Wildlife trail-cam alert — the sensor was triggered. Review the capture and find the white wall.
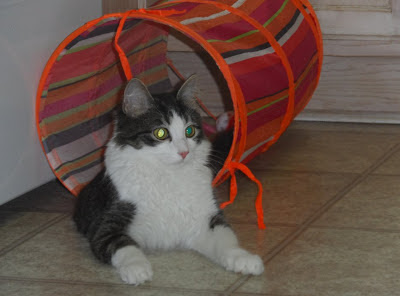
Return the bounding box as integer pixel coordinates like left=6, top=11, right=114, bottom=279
left=0, top=0, right=101, bottom=204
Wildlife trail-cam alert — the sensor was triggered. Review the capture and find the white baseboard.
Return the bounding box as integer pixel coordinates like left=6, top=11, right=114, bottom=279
left=296, top=109, right=400, bottom=124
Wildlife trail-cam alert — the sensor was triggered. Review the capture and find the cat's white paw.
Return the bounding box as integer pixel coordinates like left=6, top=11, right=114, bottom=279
left=222, top=248, right=264, bottom=275
left=117, top=258, right=153, bottom=285
left=112, top=246, right=153, bottom=285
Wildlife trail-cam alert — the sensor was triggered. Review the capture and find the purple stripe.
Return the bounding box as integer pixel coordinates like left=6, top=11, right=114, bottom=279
left=237, top=57, right=289, bottom=103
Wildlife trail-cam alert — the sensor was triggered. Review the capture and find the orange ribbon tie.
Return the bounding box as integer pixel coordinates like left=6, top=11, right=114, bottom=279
left=220, top=162, right=266, bottom=229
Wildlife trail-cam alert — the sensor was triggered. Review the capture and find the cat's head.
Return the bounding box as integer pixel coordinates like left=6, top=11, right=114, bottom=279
left=113, top=76, right=208, bottom=165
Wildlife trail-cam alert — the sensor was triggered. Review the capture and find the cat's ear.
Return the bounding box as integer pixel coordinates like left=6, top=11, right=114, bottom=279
left=122, top=78, right=153, bottom=117
left=177, top=75, right=198, bottom=109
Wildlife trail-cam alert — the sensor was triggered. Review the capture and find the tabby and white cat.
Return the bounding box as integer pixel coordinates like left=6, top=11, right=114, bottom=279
left=73, top=76, right=264, bottom=285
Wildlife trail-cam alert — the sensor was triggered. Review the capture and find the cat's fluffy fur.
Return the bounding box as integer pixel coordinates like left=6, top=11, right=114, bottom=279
left=73, top=76, right=264, bottom=285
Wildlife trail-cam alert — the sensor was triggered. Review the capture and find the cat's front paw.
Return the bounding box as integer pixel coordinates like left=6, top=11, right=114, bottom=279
left=117, top=258, right=153, bottom=285
left=112, top=246, right=153, bottom=285
left=222, top=248, right=264, bottom=275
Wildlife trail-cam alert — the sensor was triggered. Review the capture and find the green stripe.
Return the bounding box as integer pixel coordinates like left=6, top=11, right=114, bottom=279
left=41, top=103, right=115, bottom=141
left=136, top=63, right=166, bottom=79
left=207, top=0, right=289, bottom=43
left=247, top=96, right=288, bottom=116
left=55, top=148, right=102, bottom=174
left=49, top=71, right=98, bottom=89
left=247, top=53, right=317, bottom=116
left=40, top=86, right=123, bottom=127
left=48, top=35, right=166, bottom=90
left=56, top=38, right=111, bottom=60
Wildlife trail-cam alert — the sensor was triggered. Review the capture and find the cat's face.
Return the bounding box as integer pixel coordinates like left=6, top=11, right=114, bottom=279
left=114, top=76, right=208, bottom=165
left=137, top=111, right=204, bottom=165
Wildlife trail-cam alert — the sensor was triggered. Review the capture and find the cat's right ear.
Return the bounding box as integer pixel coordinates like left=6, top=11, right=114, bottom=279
left=122, top=78, right=153, bottom=117
left=176, top=75, right=198, bottom=110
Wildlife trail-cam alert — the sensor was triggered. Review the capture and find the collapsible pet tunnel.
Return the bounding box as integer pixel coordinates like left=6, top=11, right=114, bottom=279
left=36, top=0, right=323, bottom=229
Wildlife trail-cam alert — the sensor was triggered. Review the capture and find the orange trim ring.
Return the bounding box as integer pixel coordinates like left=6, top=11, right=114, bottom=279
left=298, top=0, right=324, bottom=71
left=114, top=12, right=134, bottom=81
left=292, top=0, right=323, bottom=88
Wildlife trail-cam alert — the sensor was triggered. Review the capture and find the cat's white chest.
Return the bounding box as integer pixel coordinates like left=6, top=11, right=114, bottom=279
left=106, top=143, right=218, bottom=251
left=131, top=165, right=214, bottom=249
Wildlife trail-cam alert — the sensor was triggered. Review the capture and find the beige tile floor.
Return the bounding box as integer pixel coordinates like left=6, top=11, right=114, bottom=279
left=1, top=121, right=400, bottom=296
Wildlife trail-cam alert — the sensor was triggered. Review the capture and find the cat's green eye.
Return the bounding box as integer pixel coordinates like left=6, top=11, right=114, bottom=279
left=185, top=126, right=196, bottom=138
left=153, top=128, right=169, bottom=140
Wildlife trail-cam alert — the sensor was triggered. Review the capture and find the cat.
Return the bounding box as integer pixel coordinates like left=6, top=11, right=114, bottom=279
left=73, top=76, right=264, bottom=285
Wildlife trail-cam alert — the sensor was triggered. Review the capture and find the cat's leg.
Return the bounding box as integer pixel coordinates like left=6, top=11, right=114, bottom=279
left=89, top=202, right=152, bottom=285
left=191, top=211, right=264, bottom=275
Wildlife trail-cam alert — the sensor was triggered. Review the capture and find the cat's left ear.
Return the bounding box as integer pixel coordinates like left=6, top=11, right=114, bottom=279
left=122, top=78, right=154, bottom=117
left=177, top=75, right=198, bottom=109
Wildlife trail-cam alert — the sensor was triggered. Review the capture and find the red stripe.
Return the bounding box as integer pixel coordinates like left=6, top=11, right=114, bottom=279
left=237, top=59, right=288, bottom=102
left=246, top=62, right=318, bottom=135
left=40, top=73, right=123, bottom=121
left=287, top=25, right=317, bottom=80
left=49, top=22, right=165, bottom=83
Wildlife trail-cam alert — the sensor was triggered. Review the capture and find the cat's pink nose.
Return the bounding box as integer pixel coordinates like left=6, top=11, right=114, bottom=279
left=179, top=151, right=189, bottom=159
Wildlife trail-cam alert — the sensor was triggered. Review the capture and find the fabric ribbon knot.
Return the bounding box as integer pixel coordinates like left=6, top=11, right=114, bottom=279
left=220, top=161, right=266, bottom=229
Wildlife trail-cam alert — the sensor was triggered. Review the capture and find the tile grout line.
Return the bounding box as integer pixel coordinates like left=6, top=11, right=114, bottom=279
left=225, top=275, right=251, bottom=294
left=309, top=224, right=400, bottom=234
left=249, top=167, right=400, bottom=177
left=231, top=291, right=306, bottom=296
left=0, top=214, right=68, bottom=257
left=249, top=167, right=361, bottom=176
left=226, top=142, right=400, bottom=295
left=368, top=173, right=400, bottom=177
left=229, top=221, right=299, bottom=228
left=0, top=209, right=73, bottom=214
left=287, top=128, right=400, bottom=136
left=0, top=276, right=224, bottom=295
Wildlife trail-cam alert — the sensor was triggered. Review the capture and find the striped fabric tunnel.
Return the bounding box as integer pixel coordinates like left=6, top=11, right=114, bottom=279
left=36, top=0, right=323, bottom=228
